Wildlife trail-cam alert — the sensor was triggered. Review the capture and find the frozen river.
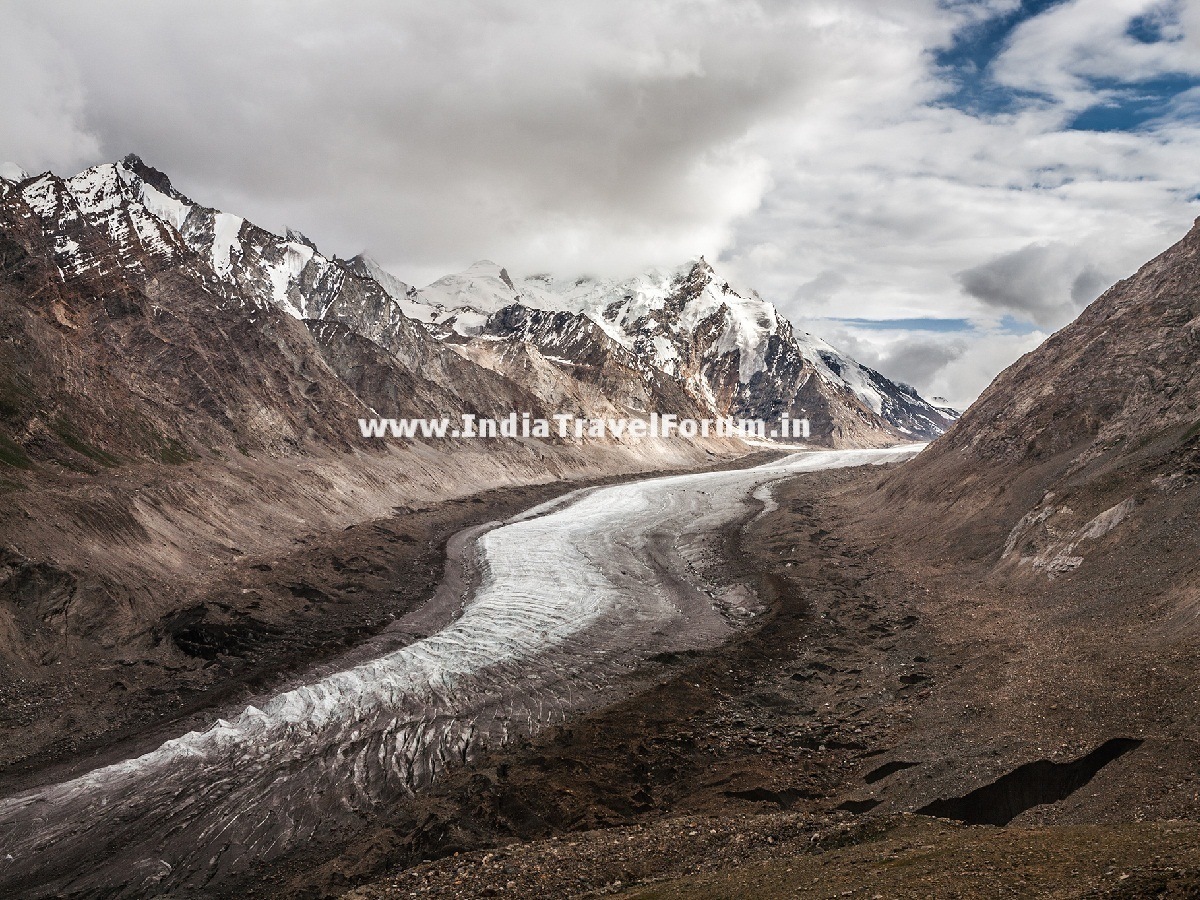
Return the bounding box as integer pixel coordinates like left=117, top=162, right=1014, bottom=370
left=0, top=446, right=920, bottom=897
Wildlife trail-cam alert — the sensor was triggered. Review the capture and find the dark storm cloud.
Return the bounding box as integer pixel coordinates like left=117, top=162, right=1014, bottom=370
left=956, top=241, right=1109, bottom=329
left=875, top=336, right=967, bottom=390
left=1, top=0, right=844, bottom=279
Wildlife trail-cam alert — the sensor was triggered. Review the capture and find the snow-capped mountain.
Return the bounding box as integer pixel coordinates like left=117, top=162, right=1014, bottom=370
left=0, top=155, right=581, bottom=466
left=403, top=257, right=958, bottom=443
left=7, top=155, right=424, bottom=344
left=3, top=155, right=955, bottom=446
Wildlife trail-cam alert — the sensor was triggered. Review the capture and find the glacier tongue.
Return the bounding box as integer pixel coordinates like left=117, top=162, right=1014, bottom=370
left=0, top=447, right=920, bottom=898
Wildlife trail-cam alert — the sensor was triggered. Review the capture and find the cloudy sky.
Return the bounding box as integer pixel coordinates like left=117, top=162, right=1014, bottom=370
left=3, top=0, right=1199, bottom=408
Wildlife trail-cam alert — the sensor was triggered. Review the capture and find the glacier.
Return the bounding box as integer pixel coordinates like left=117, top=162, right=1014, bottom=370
left=0, top=447, right=919, bottom=897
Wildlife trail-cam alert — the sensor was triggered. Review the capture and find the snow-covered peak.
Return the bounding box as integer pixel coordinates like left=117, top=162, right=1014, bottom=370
left=10, top=160, right=192, bottom=278
left=397, top=256, right=780, bottom=377
left=6, top=156, right=955, bottom=442
left=396, top=254, right=955, bottom=435
left=285, top=228, right=318, bottom=250
left=0, top=162, right=27, bottom=182
left=66, top=162, right=126, bottom=215
left=11, top=156, right=347, bottom=321
left=530, top=258, right=778, bottom=382
left=464, top=259, right=505, bottom=277
left=407, top=259, right=563, bottom=334
left=419, top=261, right=519, bottom=312
left=350, top=255, right=411, bottom=303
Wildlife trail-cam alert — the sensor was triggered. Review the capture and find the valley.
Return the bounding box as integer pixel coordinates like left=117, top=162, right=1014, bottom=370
left=1, top=154, right=1198, bottom=900
left=333, top=451, right=1200, bottom=900
left=0, top=449, right=915, bottom=898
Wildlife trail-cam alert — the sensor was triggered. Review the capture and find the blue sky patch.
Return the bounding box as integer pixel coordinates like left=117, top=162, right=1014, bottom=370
left=933, top=0, right=1071, bottom=115
left=1067, top=73, right=1200, bottom=132
left=1126, top=3, right=1183, bottom=44
left=997, top=314, right=1042, bottom=335
left=828, top=317, right=975, bottom=333
left=934, top=0, right=1197, bottom=127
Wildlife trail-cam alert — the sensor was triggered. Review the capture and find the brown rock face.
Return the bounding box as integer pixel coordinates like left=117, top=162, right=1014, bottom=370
left=471, top=304, right=711, bottom=419
left=784, top=221, right=1200, bottom=869
left=876, top=217, right=1200, bottom=562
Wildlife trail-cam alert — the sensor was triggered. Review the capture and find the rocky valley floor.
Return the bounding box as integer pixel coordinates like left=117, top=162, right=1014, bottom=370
left=270, top=461, right=1198, bottom=900
left=4, top=454, right=1196, bottom=898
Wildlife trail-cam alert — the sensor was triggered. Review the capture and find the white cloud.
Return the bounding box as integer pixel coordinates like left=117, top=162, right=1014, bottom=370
left=956, top=240, right=1108, bottom=328
left=924, top=330, right=1050, bottom=410
left=804, top=322, right=1050, bottom=411
left=993, top=0, right=1200, bottom=110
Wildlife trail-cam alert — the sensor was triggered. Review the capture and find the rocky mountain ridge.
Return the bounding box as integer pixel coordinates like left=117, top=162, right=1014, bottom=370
left=402, top=256, right=959, bottom=444
left=3, top=154, right=955, bottom=450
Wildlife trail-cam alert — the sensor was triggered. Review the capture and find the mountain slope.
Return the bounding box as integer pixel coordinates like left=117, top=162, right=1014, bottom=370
left=795, top=217, right=1200, bottom=835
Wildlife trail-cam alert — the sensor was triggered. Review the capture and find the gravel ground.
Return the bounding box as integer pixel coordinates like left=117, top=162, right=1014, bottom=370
left=315, top=459, right=1200, bottom=900
left=342, top=815, right=1200, bottom=899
